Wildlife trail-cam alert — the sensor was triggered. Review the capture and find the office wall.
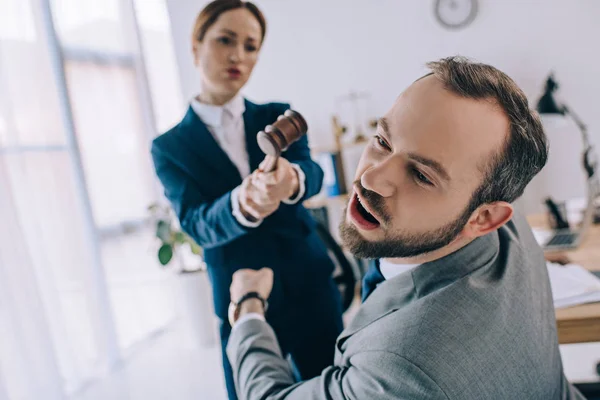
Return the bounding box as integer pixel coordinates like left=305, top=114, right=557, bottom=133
left=165, top=0, right=600, bottom=214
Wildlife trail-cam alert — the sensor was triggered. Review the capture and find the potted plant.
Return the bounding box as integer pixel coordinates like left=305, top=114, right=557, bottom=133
left=148, top=203, right=216, bottom=347
left=148, top=203, right=205, bottom=271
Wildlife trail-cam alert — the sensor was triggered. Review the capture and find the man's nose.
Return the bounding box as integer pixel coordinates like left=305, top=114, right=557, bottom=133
left=360, top=155, right=405, bottom=198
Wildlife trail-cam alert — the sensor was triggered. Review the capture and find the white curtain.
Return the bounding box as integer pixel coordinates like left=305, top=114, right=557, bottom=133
left=0, top=0, right=108, bottom=397
left=0, top=0, right=183, bottom=398
left=0, top=163, right=66, bottom=400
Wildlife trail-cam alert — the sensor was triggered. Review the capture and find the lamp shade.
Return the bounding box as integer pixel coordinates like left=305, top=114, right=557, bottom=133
left=536, top=74, right=565, bottom=115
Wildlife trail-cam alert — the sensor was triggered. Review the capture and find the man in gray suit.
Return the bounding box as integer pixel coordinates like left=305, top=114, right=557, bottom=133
left=225, top=57, right=585, bottom=399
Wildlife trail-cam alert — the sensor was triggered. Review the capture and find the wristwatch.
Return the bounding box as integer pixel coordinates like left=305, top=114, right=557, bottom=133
left=228, top=291, right=268, bottom=327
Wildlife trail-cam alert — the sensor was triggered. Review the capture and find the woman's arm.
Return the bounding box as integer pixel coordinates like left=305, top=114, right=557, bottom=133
left=151, top=142, right=253, bottom=250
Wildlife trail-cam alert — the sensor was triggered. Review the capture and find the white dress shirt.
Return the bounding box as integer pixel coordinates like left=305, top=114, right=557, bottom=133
left=379, top=259, right=420, bottom=280
left=191, top=94, right=250, bottom=178
left=190, top=95, right=306, bottom=228
left=358, top=259, right=420, bottom=301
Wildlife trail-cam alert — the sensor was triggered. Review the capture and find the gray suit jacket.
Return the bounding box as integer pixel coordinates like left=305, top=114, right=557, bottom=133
left=227, top=213, right=585, bottom=399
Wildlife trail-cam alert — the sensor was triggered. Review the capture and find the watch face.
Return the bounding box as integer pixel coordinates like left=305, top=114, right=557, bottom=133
left=434, top=0, right=478, bottom=29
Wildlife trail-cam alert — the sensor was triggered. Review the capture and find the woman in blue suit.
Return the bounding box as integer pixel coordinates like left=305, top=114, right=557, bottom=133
left=150, top=1, right=343, bottom=399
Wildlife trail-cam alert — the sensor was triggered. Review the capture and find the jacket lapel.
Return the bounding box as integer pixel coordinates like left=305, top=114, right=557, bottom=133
left=243, top=100, right=267, bottom=172
left=176, top=106, right=241, bottom=184
left=336, top=271, right=416, bottom=351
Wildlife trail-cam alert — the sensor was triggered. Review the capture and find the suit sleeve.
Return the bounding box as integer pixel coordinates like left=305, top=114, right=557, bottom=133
left=151, top=141, right=250, bottom=250
left=276, top=104, right=324, bottom=202
left=226, top=319, right=449, bottom=400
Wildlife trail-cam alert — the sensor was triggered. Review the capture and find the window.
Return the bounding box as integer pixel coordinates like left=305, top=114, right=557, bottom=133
left=134, top=0, right=184, bottom=133
left=50, top=0, right=182, bottom=353
left=0, top=0, right=100, bottom=391
left=0, top=0, right=184, bottom=395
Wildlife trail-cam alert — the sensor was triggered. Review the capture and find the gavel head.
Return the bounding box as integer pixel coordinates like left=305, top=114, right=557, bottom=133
left=257, top=109, right=308, bottom=157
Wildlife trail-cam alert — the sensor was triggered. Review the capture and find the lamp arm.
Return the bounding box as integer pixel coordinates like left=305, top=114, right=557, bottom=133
left=563, top=105, right=589, bottom=144
left=562, top=105, right=596, bottom=179
left=583, top=148, right=596, bottom=179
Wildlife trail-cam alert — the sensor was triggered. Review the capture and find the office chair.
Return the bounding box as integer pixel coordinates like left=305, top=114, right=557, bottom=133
left=308, top=207, right=358, bottom=312
left=574, top=381, right=600, bottom=400
left=570, top=361, right=600, bottom=399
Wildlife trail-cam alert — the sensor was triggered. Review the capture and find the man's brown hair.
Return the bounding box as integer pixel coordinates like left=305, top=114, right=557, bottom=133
left=427, top=56, right=548, bottom=211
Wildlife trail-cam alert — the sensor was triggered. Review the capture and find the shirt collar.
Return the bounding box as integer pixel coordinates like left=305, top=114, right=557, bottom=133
left=379, top=259, right=420, bottom=280
left=190, top=94, right=245, bottom=127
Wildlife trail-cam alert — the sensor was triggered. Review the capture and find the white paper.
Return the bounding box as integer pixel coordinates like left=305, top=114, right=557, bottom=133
left=547, top=262, right=600, bottom=309
left=532, top=228, right=553, bottom=246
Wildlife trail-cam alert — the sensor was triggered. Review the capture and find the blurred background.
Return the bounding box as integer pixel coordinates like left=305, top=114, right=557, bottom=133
left=1, top=1, right=599, bottom=399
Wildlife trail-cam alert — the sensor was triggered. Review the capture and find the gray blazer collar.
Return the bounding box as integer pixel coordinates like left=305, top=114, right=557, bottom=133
left=337, top=231, right=500, bottom=348
left=412, top=230, right=500, bottom=298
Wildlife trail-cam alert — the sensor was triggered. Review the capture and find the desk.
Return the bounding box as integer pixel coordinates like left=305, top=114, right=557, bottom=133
left=528, top=214, right=600, bottom=344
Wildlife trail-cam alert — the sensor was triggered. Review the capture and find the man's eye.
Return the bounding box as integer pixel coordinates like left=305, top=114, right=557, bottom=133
left=218, top=37, right=232, bottom=45
left=413, top=168, right=433, bottom=185
left=374, top=135, right=388, bottom=149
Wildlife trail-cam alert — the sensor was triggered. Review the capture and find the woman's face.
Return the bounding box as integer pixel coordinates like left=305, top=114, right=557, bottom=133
left=193, top=8, right=263, bottom=100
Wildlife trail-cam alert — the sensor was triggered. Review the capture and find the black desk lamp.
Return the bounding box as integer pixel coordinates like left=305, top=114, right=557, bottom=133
left=536, top=74, right=597, bottom=179
left=535, top=74, right=598, bottom=250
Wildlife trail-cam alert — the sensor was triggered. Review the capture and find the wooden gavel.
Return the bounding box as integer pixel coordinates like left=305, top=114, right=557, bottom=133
left=257, top=109, right=308, bottom=173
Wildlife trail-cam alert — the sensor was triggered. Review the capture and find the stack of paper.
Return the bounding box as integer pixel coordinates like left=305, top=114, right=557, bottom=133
left=547, top=262, right=600, bottom=309
left=532, top=228, right=553, bottom=246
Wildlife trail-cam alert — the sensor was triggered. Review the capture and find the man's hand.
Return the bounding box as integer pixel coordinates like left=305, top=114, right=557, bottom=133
left=238, top=173, right=280, bottom=221
left=253, top=158, right=299, bottom=203
left=230, top=268, right=274, bottom=317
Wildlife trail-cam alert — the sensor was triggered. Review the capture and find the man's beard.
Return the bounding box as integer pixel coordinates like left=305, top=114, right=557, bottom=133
left=339, top=184, right=473, bottom=259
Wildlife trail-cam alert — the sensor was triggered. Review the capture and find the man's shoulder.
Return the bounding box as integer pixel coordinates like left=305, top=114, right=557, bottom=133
left=347, top=297, right=561, bottom=399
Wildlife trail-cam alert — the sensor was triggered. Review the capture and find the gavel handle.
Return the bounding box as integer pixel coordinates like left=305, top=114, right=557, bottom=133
left=261, top=155, right=278, bottom=173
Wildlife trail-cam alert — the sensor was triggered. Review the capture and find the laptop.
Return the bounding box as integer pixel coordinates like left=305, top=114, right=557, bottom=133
left=542, top=180, right=597, bottom=252
left=543, top=229, right=582, bottom=251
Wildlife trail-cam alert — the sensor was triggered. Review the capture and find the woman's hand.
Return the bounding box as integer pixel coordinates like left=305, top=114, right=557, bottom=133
left=252, top=158, right=299, bottom=203
left=238, top=172, right=281, bottom=221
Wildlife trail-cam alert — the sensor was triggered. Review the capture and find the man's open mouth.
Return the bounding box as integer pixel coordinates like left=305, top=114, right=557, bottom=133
left=348, top=192, right=381, bottom=230
left=356, top=195, right=379, bottom=224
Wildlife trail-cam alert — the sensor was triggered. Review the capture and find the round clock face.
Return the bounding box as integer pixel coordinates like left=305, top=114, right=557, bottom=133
left=434, top=0, right=478, bottom=30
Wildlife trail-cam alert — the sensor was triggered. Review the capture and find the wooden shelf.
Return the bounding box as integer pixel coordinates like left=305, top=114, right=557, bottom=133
left=310, top=140, right=368, bottom=155
left=304, top=194, right=349, bottom=210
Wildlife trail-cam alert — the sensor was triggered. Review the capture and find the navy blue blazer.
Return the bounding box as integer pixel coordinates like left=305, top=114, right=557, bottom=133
left=151, top=100, right=335, bottom=320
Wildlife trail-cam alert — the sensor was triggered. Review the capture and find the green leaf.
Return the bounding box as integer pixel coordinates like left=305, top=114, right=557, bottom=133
left=174, top=232, right=186, bottom=244
left=158, top=244, right=173, bottom=265
left=190, top=242, right=202, bottom=255
left=156, top=220, right=171, bottom=242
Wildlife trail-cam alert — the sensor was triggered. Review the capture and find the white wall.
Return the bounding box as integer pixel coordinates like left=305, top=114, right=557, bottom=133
left=165, top=0, right=600, bottom=214
left=165, top=0, right=204, bottom=102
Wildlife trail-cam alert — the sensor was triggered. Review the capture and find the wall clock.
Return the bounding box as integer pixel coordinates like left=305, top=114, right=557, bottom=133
left=434, top=0, right=478, bottom=30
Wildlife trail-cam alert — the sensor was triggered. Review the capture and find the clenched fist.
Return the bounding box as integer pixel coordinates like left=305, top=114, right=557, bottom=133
left=238, top=172, right=280, bottom=221
left=253, top=157, right=299, bottom=203
left=230, top=267, right=274, bottom=305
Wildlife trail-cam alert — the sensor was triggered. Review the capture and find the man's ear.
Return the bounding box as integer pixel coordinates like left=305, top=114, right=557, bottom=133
left=463, top=202, right=513, bottom=239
